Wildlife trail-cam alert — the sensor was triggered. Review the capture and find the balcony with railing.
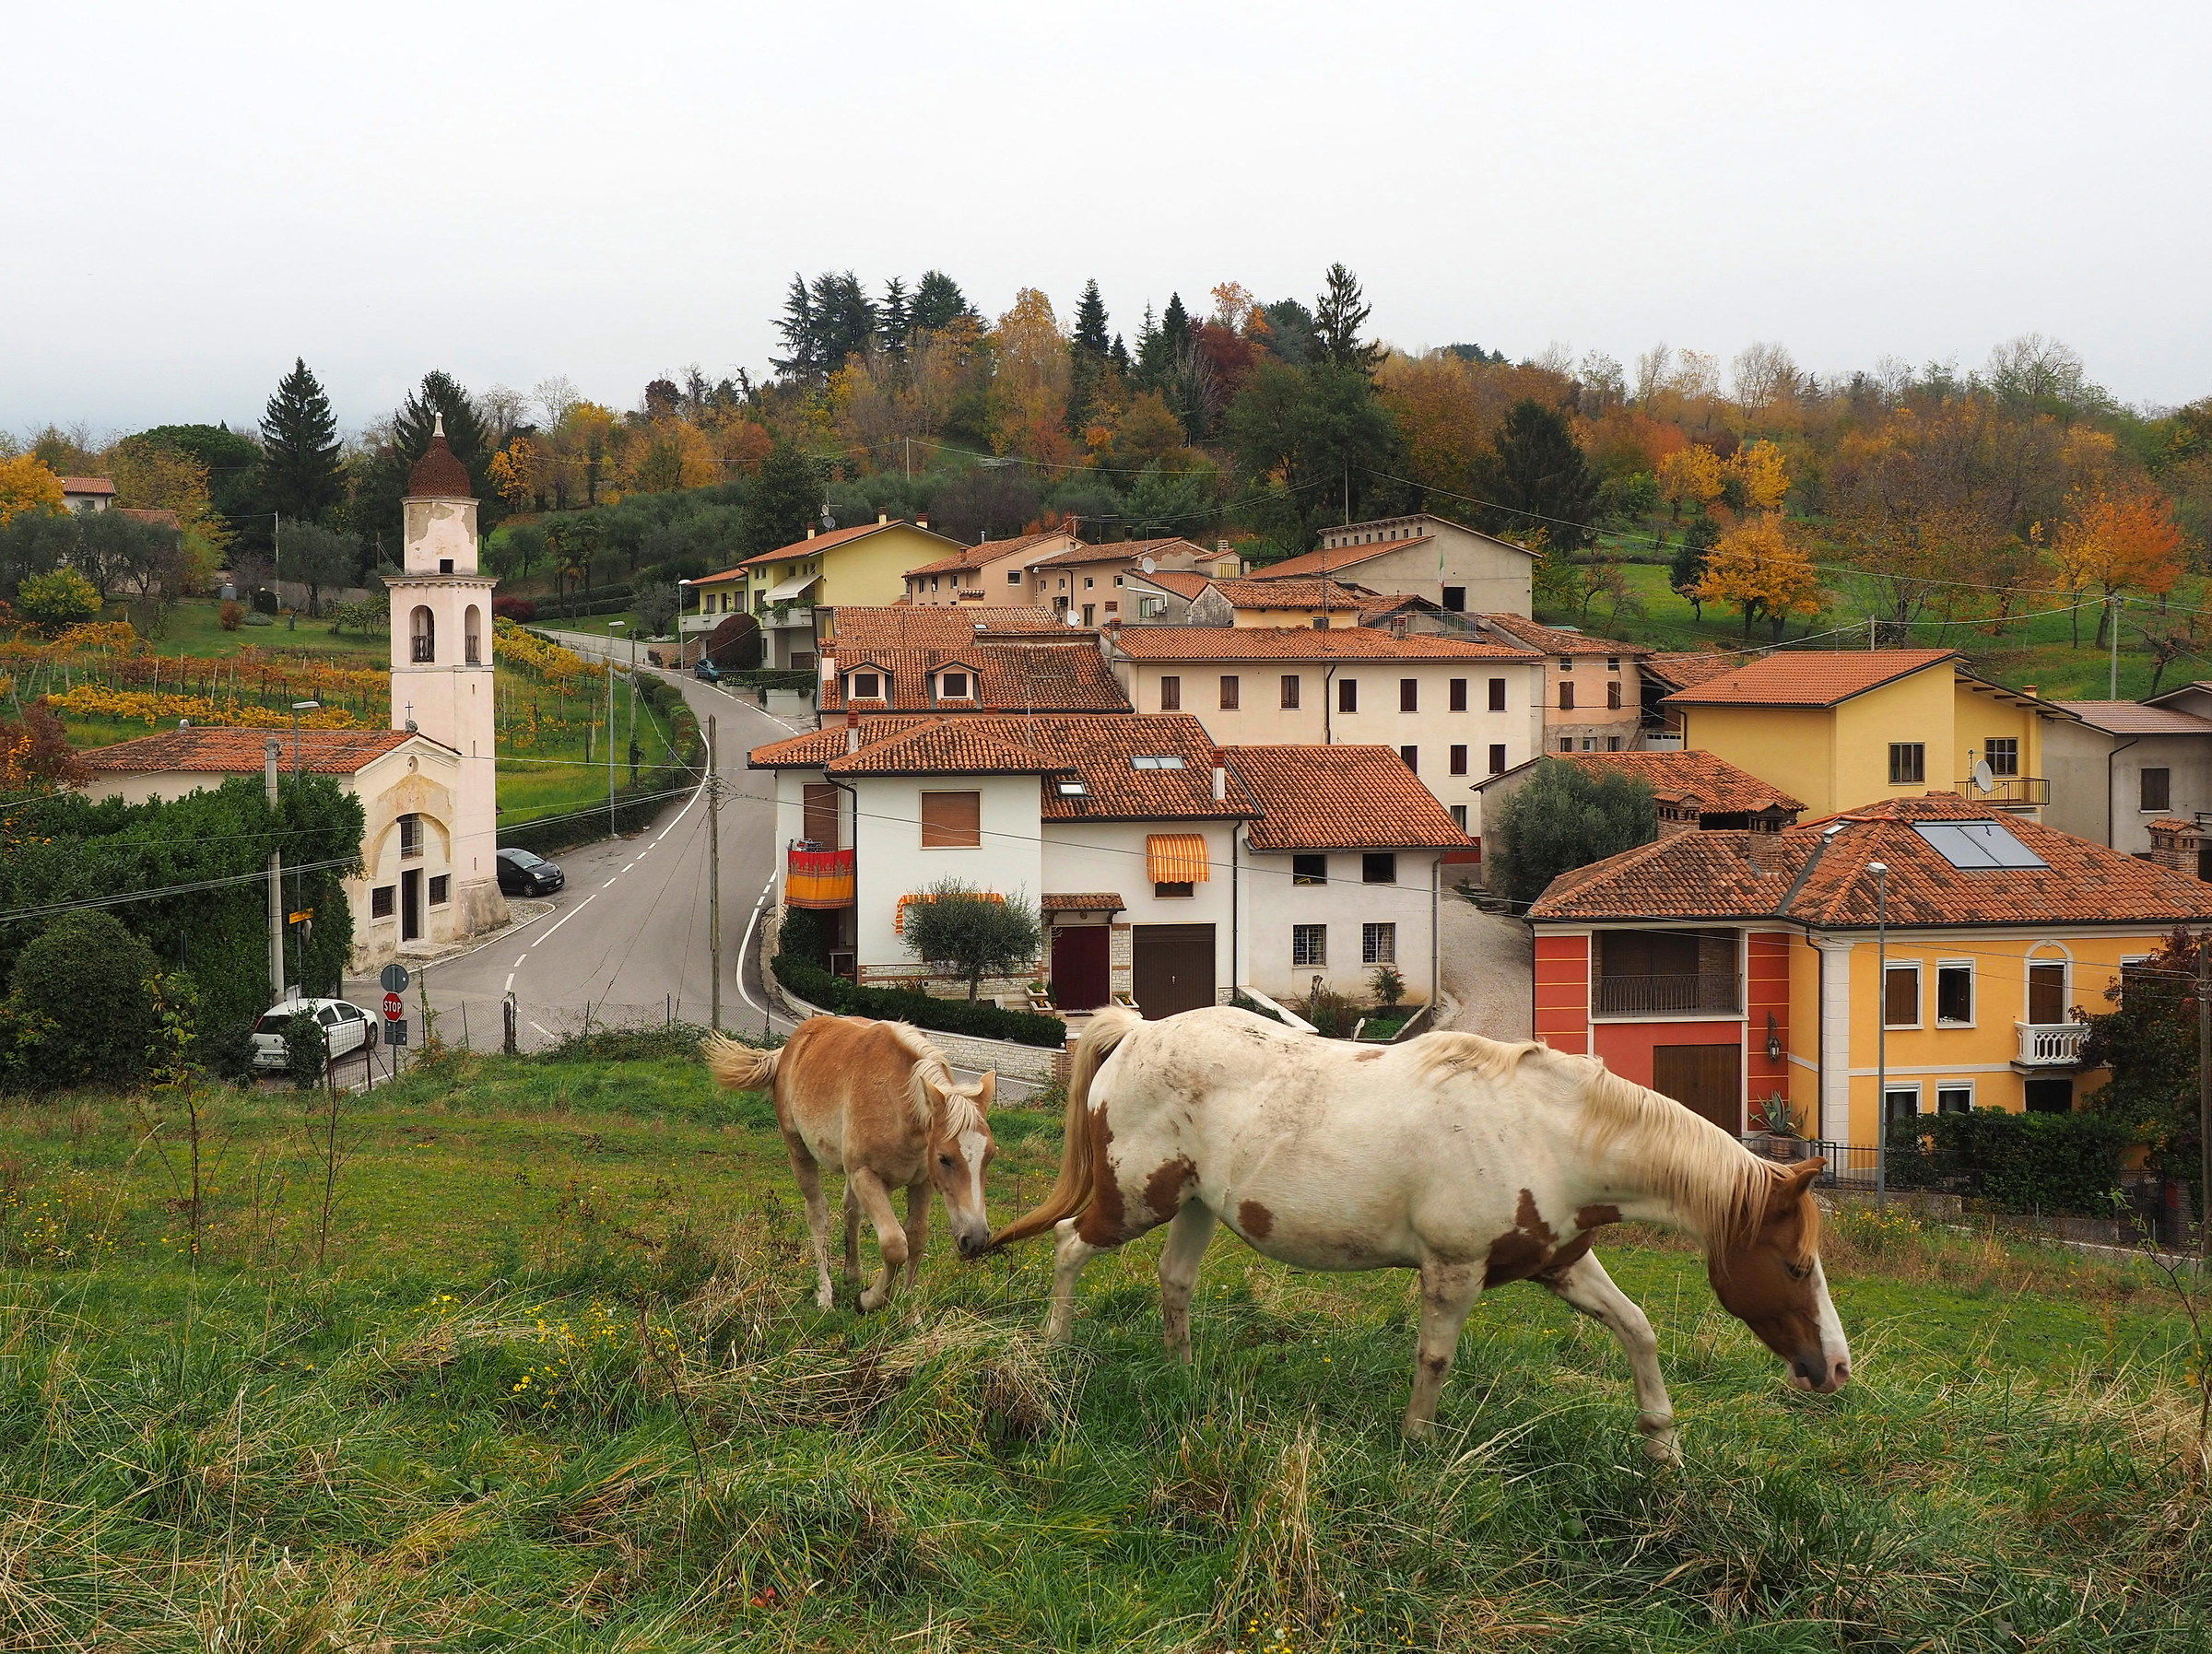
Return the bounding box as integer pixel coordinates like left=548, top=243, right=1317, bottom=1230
left=2014, top=1020, right=2087, bottom=1068
left=785, top=842, right=854, bottom=909
left=1958, top=775, right=2050, bottom=807
left=1593, top=971, right=1740, bottom=1017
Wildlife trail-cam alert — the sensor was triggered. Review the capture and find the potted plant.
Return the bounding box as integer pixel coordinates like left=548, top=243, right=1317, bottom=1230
left=1755, top=1094, right=1807, bottom=1159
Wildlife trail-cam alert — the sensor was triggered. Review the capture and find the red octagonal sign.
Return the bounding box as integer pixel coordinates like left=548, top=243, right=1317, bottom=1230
left=382, top=992, right=404, bottom=1021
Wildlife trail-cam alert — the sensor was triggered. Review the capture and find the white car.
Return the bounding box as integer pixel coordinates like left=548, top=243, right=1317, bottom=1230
left=252, top=998, right=373, bottom=1072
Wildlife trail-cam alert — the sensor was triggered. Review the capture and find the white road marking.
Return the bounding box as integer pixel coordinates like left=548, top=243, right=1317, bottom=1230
left=734, top=874, right=779, bottom=1026
left=529, top=1020, right=554, bottom=1038
left=533, top=891, right=598, bottom=945
left=503, top=971, right=516, bottom=992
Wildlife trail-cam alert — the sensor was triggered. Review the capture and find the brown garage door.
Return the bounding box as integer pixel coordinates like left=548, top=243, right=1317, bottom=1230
left=1652, top=1043, right=1742, bottom=1133
left=1131, top=924, right=1216, bottom=1019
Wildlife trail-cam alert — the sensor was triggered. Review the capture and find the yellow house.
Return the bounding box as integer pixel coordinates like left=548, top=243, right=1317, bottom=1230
left=1528, top=794, right=2212, bottom=1160
left=680, top=518, right=965, bottom=668
left=1662, top=649, right=2070, bottom=819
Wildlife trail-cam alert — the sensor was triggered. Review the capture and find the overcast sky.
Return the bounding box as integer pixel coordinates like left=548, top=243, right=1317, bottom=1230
left=6, top=0, right=2206, bottom=438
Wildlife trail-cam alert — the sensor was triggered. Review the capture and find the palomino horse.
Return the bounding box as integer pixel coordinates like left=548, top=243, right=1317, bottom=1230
left=990, top=1006, right=1849, bottom=1458
left=707, top=1019, right=995, bottom=1311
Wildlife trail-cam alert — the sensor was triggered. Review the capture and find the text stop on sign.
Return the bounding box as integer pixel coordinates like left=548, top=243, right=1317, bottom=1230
left=382, top=992, right=404, bottom=1021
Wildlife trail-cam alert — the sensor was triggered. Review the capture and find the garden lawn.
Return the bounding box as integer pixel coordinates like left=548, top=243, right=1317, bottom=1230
left=0, top=1044, right=2206, bottom=1651
left=495, top=668, right=685, bottom=827
left=137, top=597, right=391, bottom=661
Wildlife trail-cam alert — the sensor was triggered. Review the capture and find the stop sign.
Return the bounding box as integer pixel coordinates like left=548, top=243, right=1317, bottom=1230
left=382, top=991, right=404, bottom=1021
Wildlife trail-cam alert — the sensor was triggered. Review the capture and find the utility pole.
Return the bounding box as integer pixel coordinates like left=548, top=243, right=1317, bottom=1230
left=265, top=738, right=285, bottom=1003
left=2109, top=596, right=2123, bottom=699
left=2198, top=934, right=2210, bottom=1257
left=1869, top=861, right=1889, bottom=1209
left=707, top=715, right=723, bottom=1033
left=605, top=629, right=621, bottom=840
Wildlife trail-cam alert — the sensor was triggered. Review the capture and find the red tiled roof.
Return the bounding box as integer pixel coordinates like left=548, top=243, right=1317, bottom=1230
left=1660, top=649, right=1959, bottom=708
left=1042, top=892, right=1125, bottom=910
left=1244, top=536, right=1432, bottom=581
left=407, top=433, right=473, bottom=499
left=825, top=606, right=1091, bottom=649
left=747, top=716, right=939, bottom=768
left=56, top=475, right=115, bottom=496
left=1529, top=793, right=2212, bottom=929
left=819, top=644, right=1129, bottom=713
left=1205, top=577, right=1376, bottom=609
left=691, top=521, right=961, bottom=584
left=1552, top=750, right=1804, bottom=815
left=1642, top=651, right=1747, bottom=691
left=1477, top=614, right=1653, bottom=657
left=1109, top=625, right=1529, bottom=662
left=2052, top=700, right=2212, bottom=735
left=903, top=531, right=1070, bottom=579
left=1128, top=569, right=1213, bottom=600
left=1225, top=746, right=1475, bottom=852
left=81, top=727, right=434, bottom=776
left=1026, top=536, right=1204, bottom=569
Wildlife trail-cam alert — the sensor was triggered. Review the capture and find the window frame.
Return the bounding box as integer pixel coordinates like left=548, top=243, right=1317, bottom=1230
left=1489, top=744, right=1508, bottom=773
left=1882, top=1083, right=1923, bottom=1122
left=1291, top=923, right=1327, bottom=967
left=1935, top=960, right=1973, bottom=1027
left=1983, top=737, right=2018, bottom=778
left=1559, top=680, right=1575, bottom=711
left=1290, top=853, right=1327, bottom=886
left=1399, top=678, right=1418, bottom=712
left=1361, top=852, right=1397, bottom=886
left=428, top=874, right=451, bottom=908
left=1936, top=1082, right=1973, bottom=1115
left=1218, top=674, right=1241, bottom=710
left=1280, top=674, right=1301, bottom=710
left=1159, top=675, right=1182, bottom=711
left=919, top=790, right=983, bottom=850
left=1882, top=960, right=1922, bottom=1028
left=1153, top=881, right=1195, bottom=899
left=1361, top=921, right=1397, bottom=965
left=1449, top=678, right=1468, bottom=712
left=1888, top=742, right=1926, bottom=785
left=1488, top=677, right=1507, bottom=711
left=1337, top=677, right=1358, bottom=713
left=2141, top=766, right=2172, bottom=813
left=1449, top=745, right=1468, bottom=776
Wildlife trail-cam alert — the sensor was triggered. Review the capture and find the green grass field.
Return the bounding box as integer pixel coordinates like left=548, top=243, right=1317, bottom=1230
left=143, top=598, right=391, bottom=661
left=495, top=670, right=686, bottom=827
left=2, top=1044, right=2206, bottom=1650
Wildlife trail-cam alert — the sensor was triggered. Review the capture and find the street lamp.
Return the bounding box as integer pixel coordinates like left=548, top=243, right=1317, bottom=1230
left=289, top=700, right=320, bottom=778
left=1867, top=860, right=1889, bottom=1208
left=603, top=625, right=624, bottom=838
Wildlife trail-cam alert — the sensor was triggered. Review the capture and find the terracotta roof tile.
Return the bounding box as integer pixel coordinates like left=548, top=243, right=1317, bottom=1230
left=1224, top=746, right=1475, bottom=851
left=824, top=606, right=1091, bottom=649
left=902, top=531, right=1070, bottom=578
left=56, top=475, right=115, bottom=495
left=747, top=716, right=939, bottom=768
left=1244, top=536, right=1433, bottom=581
left=1477, top=614, right=1653, bottom=656
left=1529, top=793, right=2212, bottom=929
left=1642, top=651, right=1747, bottom=691
left=1660, top=649, right=1959, bottom=708
left=1041, top=892, right=1126, bottom=910
left=2051, top=700, right=2212, bottom=735
left=1128, top=569, right=1213, bottom=600
left=406, top=433, right=474, bottom=499
left=1026, top=537, right=1203, bottom=569
left=819, top=645, right=1129, bottom=713
left=82, top=727, right=433, bottom=776
left=1549, top=750, right=1805, bottom=815
left=1109, top=625, right=1528, bottom=662
left=1206, top=577, right=1377, bottom=609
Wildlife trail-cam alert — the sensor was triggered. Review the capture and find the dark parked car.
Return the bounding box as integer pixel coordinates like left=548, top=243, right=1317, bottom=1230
left=497, top=847, right=565, bottom=896
left=694, top=657, right=722, bottom=682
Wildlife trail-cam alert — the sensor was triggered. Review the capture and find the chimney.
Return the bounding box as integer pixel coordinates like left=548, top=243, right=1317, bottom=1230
left=1211, top=765, right=1227, bottom=802
left=845, top=710, right=861, bottom=754
left=2021, top=684, right=2038, bottom=698
left=877, top=511, right=888, bottom=525
left=917, top=516, right=929, bottom=531
left=806, top=525, right=817, bottom=539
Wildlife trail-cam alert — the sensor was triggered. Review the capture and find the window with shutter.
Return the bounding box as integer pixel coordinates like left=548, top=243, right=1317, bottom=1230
left=919, top=791, right=982, bottom=849
left=1159, top=675, right=1181, bottom=710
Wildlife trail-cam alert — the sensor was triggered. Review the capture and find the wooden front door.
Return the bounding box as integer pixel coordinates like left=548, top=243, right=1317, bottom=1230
left=1652, top=1042, right=1742, bottom=1133
left=1132, top=924, right=1216, bottom=1019
left=2027, top=962, right=2067, bottom=1024
left=400, top=869, right=423, bottom=944
left=1050, top=924, right=1112, bottom=1011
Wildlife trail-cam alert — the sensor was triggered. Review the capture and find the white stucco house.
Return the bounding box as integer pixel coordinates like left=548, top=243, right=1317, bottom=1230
left=750, top=711, right=1471, bottom=1020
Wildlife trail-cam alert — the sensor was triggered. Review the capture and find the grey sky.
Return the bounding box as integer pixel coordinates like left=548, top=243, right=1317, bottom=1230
left=7, top=0, right=2206, bottom=436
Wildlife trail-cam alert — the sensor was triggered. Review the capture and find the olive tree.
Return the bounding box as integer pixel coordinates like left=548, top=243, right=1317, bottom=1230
left=902, top=880, right=1042, bottom=1002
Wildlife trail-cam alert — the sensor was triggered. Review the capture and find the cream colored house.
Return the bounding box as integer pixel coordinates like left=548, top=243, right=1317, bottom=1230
left=1247, top=513, right=1537, bottom=616
left=1103, top=626, right=1544, bottom=832
left=901, top=530, right=1079, bottom=607
left=684, top=519, right=967, bottom=667
left=77, top=726, right=471, bottom=970
left=1467, top=615, right=1655, bottom=752
left=1023, top=538, right=1226, bottom=623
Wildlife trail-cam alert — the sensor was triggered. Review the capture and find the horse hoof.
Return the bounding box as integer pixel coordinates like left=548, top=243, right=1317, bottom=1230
left=814, top=1289, right=835, bottom=1311
left=859, top=1289, right=888, bottom=1313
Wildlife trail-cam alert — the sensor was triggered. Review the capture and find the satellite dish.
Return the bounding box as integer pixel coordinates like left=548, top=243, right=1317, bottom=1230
left=1971, top=759, right=1994, bottom=794
left=1138, top=555, right=1157, bottom=574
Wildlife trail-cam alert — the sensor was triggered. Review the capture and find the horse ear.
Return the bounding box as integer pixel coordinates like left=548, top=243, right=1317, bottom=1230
left=1783, top=1158, right=1825, bottom=1191
left=975, top=1071, right=997, bottom=1112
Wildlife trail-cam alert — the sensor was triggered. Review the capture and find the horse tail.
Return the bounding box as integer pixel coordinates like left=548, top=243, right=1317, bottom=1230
left=703, top=1032, right=781, bottom=1095
left=989, top=1006, right=1141, bottom=1250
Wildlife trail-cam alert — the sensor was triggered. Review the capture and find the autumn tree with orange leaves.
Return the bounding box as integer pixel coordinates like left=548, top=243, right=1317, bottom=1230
left=1696, top=513, right=1824, bottom=639
left=2053, top=486, right=2186, bottom=646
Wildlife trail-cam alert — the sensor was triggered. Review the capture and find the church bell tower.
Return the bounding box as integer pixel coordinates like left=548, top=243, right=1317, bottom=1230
left=391, top=416, right=508, bottom=933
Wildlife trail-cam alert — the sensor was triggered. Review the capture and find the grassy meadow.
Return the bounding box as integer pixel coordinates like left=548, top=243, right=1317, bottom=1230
left=0, top=1042, right=2206, bottom=1651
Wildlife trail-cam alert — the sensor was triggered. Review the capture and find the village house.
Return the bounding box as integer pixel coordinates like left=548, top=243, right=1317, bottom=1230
left=1472, top=749, right=1806, bottom=852
left=820, top=605, right=1096, bottom=651
left=900, top=530, right=1081, bottom=608
left=1122, top=569, right=1216, bottom=624
left=1242, top=512, right=1537, bottom=616
left=57, top=475, right=115, bottom=513
left=1640, top=651, right=1745, bottom=745
left=1660, top=650, right=2071, bottom=820
left=1020, top=538, right=1226, bottom=623
left=1101, top=626, right=1543, bottom=832
left=750, top=712, right=1468, bottom=1019
left=1465, top=615, right=1655, bottom=752
left=1182, top=577, right=1382, bottom=628
left=2042, top=690, right=2212, bottom=858
left=1525, top=793, right=2212, bottom=1150
left=680, top=518, right=966, bottom=668
left=815, top=642, right=1130, bottom=718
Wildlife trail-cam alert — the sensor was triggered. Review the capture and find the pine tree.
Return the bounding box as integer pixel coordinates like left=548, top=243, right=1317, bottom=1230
left=344, top=370, right=500, bottom=543
left=1314, top=263, right=1382, bottom=373
left=771, top=276, right=818, bottom=381
left=258, top=358, right=344, bottom=525
left=1065, top=278, right=1113, bottom=438
left=1072, top=280, right=1111, bottom=357
left=880, top=276, right=911, bottom=356
left=739, top=439, right=827, bottom=558
left=908, top=271, right=976, bottom=334
left=1469, top=399, right=1601, bottom=553
left=808, top=272, right=877, bottom=378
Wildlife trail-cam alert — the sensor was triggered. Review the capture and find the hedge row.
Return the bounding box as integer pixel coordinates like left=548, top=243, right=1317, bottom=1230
left=500, top=673, right=703, bottom=859
left=730, top=669, right=816, bottom=695
left=772, top=954, right=1067, bottom=1049
left=1886, top=1108, right=2136, bottom=1216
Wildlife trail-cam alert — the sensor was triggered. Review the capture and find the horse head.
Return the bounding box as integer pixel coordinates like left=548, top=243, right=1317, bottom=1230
left=1706, top=1158, right=1853, bottom=1394
left=926, top=1069, right=997, bottom=1259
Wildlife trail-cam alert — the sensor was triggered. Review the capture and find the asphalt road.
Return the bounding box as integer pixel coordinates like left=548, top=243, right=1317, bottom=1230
left=347, top=642, right=805, bottom=1059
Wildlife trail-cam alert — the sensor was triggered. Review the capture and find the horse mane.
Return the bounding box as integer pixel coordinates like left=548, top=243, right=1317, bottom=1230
left=1407, top=1031, right=1806, bottom=1261
left=879, top=1021, right=986, bottom=1133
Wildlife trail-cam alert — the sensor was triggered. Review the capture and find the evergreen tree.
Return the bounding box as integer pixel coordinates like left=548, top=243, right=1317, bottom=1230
left=1110, top=334, right=1131, bottom=375
left=807, top=272, right=877, bottom=377
left=257, top=358, right=344, bottom=526
left=1314, top=263, right=1382, bottom=373
left=1470, top=399, right=1602, bottom=553
left=345, top=370, right=500, bottom=544
left=1065, top=278, right=1113, bottom=438
left=1488, top=760, right=1659, bottom=908
left=771, top=275, right=818, bottom=381
left=1260, top=299, right=1319, bottom=367
left=136, top=422, right=264, bottom=537
left=739, top=438, right=827, bottom=557
left=908, top=270, right=976, bottom=334
left=880, top=276, right=911, bottom=355
left=1222, top=362, right=1401, bottom=548
left=1072, top=279, right=1111, bottom=357
left=2079, top=927, right=2206, bottom=1197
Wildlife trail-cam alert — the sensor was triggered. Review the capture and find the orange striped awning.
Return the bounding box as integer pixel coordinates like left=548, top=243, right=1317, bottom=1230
left=1146, top=833, right=1210, bottom=886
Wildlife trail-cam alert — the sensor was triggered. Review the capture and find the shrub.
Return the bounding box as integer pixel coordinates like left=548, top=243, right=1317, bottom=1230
left=1488, top=759, right=1659, bottom=907
left=534, top=1020, right=729, bottom=1063
left=283, top=1010, right=327, bottom=1090
left=772, top=955, right=1065, bottom=1048
left=492, top=596, right=538, bottom=624
left=17, top=569, right=103, bottom=633
left=1370, top=964, right=1406, bottom=1011
left=1886, top=1108, right=2136, bottom=1216
left=902, top=880, right=1043, bottom=1001
left=1299, top=983, right=1360, bottom=1039
left=0, top=910, right=162, bottom=1091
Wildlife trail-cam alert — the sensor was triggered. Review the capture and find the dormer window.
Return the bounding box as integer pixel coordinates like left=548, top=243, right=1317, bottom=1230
left=849, top=671, right=883, bottom=699
left=937, top=671, right=972, bottom=699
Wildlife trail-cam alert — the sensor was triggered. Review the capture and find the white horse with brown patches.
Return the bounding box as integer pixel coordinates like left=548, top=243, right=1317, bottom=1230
left=990, top=1006, right=1849, bottom=1459
left=707, top=1019, right=995, bottom=1311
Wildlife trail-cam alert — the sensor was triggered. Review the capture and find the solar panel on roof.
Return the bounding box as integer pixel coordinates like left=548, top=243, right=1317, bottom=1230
left=1912, top=821, right=2049, bottom=870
